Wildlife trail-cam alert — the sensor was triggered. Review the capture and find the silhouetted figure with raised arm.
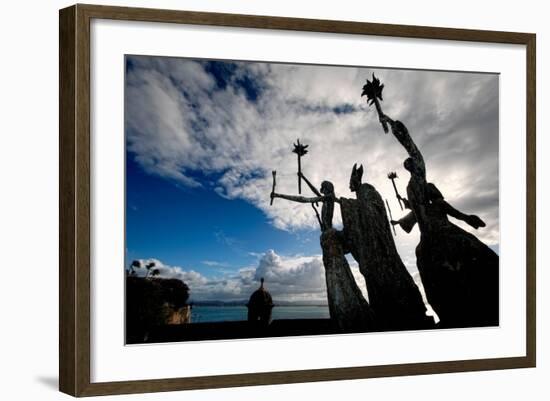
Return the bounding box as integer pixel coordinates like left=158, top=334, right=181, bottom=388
left=271, top=173, right=374, bottom=332
left=367, top=75, right=499, bottom=328
left=272, top=173, right=338, bottom=232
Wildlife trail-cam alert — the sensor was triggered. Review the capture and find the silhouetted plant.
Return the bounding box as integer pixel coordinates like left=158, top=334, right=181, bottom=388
left=127, top=259, right=141, bottom=276
left=125, top=275, right=190, bottom=343
left=126, top=276, right=166, bottom=342
left=145, top=261, right=156, bottom=278
left=160, top=278, right=190, bottom=308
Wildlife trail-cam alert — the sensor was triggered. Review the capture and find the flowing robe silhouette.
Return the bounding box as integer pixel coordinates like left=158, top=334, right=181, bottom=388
left=320, top=228, right=375, bottom=332
left=386, top=116, right=499, bottom=328
left=340, top=181, right=432, bottom=331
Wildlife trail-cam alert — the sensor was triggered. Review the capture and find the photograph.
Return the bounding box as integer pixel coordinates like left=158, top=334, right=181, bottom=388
left=124, top=55, right=500, bottom=344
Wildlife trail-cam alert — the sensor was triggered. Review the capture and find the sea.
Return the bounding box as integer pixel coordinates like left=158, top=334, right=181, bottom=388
left=190, top=305, right=330, bottom=323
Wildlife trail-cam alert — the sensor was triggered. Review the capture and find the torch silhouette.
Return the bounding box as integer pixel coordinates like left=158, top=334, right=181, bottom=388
left=270, top=171, right=277, bottom=206
left=385, top=199, right=397, bottom=236
left=361, top=73, right=388, bottom=134
left=387, top=171, right=404, bottom=210
left=292, top=139, right=309, bottom=194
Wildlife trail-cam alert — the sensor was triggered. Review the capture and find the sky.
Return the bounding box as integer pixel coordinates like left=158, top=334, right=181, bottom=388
left=125, top=55, right=499, bottom=303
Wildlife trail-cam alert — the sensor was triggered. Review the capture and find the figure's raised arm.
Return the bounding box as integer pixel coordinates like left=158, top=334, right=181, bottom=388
left=271, top=192, right=325, bottom=204
left=381, top=113, right=426, bottom=179
left=298, top=172, right=322, bottom=197
left=362, top=75, right=425, bottom=179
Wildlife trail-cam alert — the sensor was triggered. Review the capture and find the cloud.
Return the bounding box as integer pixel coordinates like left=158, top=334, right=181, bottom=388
left=201, top=260, right=230, bottom=267
left=125, top=56, right=500, bottom=271
left=130, top=258, right=207, bottom=284
left=253, top=250, right=326, bottom=301
left=130, top=250, right=369, bottom=303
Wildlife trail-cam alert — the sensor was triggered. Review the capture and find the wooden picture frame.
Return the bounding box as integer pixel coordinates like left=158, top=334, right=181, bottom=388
left=59, top=3, right=536, bottom=397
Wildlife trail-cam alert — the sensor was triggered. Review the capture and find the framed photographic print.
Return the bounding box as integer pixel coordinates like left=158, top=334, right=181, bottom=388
left=59, top=4, right=536, bottom=397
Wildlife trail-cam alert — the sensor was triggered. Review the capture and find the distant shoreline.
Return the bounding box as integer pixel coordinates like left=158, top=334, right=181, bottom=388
left=190, top=304, right=330, bottom=325
left=190, top=302, right=329, bottom=307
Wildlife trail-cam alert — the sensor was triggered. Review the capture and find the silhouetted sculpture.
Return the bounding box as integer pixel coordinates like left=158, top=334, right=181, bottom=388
left=272, top=172, right=337, bottom=232
left=271, top=173, right=374, bottom=332
left=247, top=278, right=274, bottom=326
left=378, top=110, right=499, bottom=328
left=340, top=164, right=432, bottom=331
left=320, top=228, right=375, bottom=332
left=293, top=139, right=309, bottom=194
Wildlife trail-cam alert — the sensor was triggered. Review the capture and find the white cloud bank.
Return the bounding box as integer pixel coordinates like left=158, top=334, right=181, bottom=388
left=126, top=56, right=500, bottom=275
left=130, top=250, right=368, bottom=303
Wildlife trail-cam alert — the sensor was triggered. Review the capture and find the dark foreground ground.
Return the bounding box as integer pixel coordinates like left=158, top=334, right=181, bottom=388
left=128, top=318, right=344, bottom=344
left=127, top=317, right=494, bottom=344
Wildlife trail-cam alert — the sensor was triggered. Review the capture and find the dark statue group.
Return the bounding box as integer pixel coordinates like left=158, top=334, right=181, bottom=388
left=270, top=75, right=499, bottom=332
